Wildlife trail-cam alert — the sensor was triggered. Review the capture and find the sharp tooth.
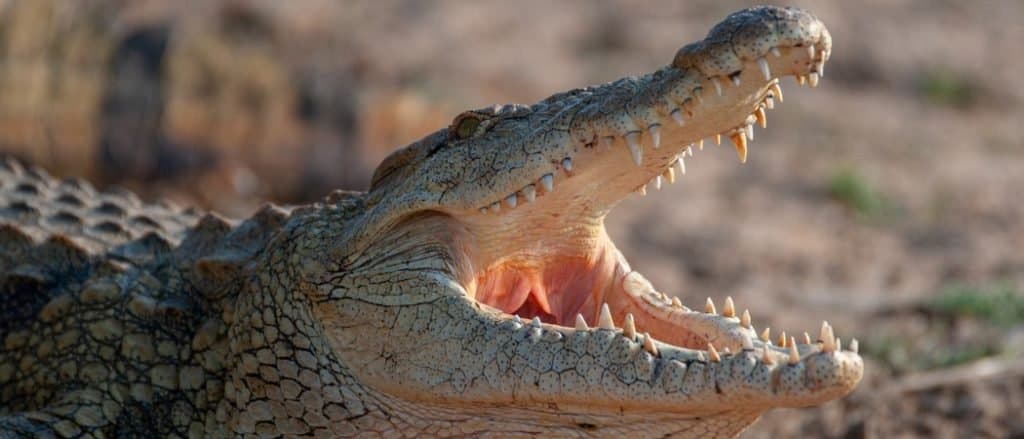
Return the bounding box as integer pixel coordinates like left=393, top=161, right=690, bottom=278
left=803, top=332, right=812, bottom=345
left=531, top=316, right=542, bottom=327
left=642, top=332, right=658, bottom=355
left=561, top=157, right=574, bottom=172
left=757, top=57, right=771, bottom=80
left=693, top=86, right=704, bottom=104
left=505, top=193, right=518, bottom=208
left=770, top=47, right=781, bottom=58
left=788, top=337, right=800, bottom=364
left=670, top=109, right=686, bottom=126
left=770, top=83, right=784, bottom=102
left=652, top=175, right=662, bottom=190
left=755, top=108, right=767, bottom=128
left=513, top=315, right=522, bottom=324
left=742, top=333, right=754, bottom=350
left=745, top=124, right=754, bottom=141
left=740, top=309, right=751, bottom=328
left=598, top=303, right=615, bottom=330
left=836, top=337, right=843, bottom=352
left=760, top=327, right=771, bottom=342
left=522, top=184, right=536, bottom=203
left=821, top=321, right=836, bottom=352
left=540, top=174, right=554, bottom=192
left=815, top=61, right=825, bottom=77
left=806, top=45, right=816, bottom=60
left=796, top=75, right=806, bottom=86
left=777, top=331, right=787, bottom=347
left=707, top=343, right=721, bottom=362
left=730, top=74, right=741, bottom=87
left=722, top=296, right=736, bottom=317
left=671, top=296, right=683, bottom=308
left=625, top=132, right=643, bottom=166
left=697, top=139, right=704, bottom=150
left=714, top=133, right=722, bottom=145
left=601, top=136, right=614, bottom=148
left=490, top=202, right=501, bottom=213
left=687, top=145, right=694, bottom=157
left=675, top=158, right=686, bottom=175
left=623, top=313, right=636, bottom=340
left=648, top=124, right=661, bottom=149
left=659, top=292, right=669, bottom=302
left=711, top=77, right=723, bottom=96
left=762, top=345, right=774, bottom=364
left=704, top=297, right=717, bottom=314
left=636, top=185, right=647, bottom=196
left=850, top=338, right=860, bottom=353
left=765, top=96, right=775, bottom=110
left=808, top=72, right=820, bottom=88
left=663, top=167, right=675, bottom=184
left=730, top=132, right=748, bottom=164
left=478, top=207, right=488, bottom=214
left=575, top=314, right=589, bottom=331
left=723, top=347, right=731, bottom=354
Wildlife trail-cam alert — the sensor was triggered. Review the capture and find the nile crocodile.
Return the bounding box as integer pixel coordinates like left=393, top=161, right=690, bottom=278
left=0, top=6, right=862, bottom=438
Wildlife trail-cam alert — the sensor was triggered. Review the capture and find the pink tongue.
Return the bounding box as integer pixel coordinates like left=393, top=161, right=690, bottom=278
left=476, top=269, right=552, bottom=317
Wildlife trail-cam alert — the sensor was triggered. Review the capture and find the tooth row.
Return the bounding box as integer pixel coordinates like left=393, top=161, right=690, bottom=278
left=481, top=41, right=822, bottom=214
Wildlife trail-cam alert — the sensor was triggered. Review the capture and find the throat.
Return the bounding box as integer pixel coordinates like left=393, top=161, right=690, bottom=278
left=471, top=240, right=624, bottom=326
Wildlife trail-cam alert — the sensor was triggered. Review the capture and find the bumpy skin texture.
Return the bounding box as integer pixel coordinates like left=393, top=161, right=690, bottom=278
left=0, top=6, right=861, bottom=438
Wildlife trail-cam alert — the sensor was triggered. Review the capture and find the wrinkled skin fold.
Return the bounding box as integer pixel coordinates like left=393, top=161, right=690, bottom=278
left=0, top=5, right=861, bottom=438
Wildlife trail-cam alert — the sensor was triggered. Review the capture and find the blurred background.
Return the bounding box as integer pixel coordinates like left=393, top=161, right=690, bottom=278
left=1, top=0, right=1022, bottom=436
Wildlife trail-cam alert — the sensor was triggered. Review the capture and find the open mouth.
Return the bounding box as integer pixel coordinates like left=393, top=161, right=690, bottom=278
left=460, top=28, right=854, bottom=370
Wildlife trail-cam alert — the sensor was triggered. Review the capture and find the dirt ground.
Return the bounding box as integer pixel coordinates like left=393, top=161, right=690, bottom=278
left=3, top=1, right=1024, bottom=437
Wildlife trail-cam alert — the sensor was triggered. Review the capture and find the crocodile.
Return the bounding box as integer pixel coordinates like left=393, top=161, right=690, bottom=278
left=0, top=6, right=862, bottom=438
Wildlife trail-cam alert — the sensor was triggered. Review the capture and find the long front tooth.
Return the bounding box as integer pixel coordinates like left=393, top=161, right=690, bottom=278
left=722, top=296, right=736, bottom=318
left=816, top=61, right=826, bottom=77
left=652, top=175, right=662, bottom=190
left=522, top=184, right=536, bottom=203
left=730, top=132, right=748, bottom=163
left=745, top=124, right=754, bottom=141
left=625, top=132, right=643, bottom=166
left=675, top=157, right=686, bottom=175
left=806, top=45, right=816, bottom=60
left=821, top=321, right=836, bottom=352
left=598, top=303, right=615, bottom=330
left=808, top=72, right=820, bottom=88
left=770, top=83, right=784, bottom=102
left=648, top=124, right=661, bottom=149
left=704, top=297, right=717, bottom=314
left=760, top=327, right=771, bottom=342
left=788, top=337, right=800, bottom=364
left=505, top=193, right=518, bottom=208
left=670, top=109, right=685, bottom=126
left=623, top=313, right=637, bottom=340
left=663, top=167, right=675, bottom=184
left=642, top=332, right=658, bottom=355
left=740, top=309, right=752, bottom=328
left=711, top=77, right=723, bottom=96
left=562, top=157, right=574, bottom=173
left=540, top=174, right=554, bottom=193
left=755, top=108, right=767, bottom=128
left=707, top=343, right=721, bottom=362
left=575, top=314, right=589, bottom=331
left=757, top=57, right=771, bottom=81
left=850, top=338, right=860, bottom=353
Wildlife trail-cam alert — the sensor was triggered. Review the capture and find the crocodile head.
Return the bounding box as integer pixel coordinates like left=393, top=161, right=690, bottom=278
left=300, top=6, right=861, bottom=437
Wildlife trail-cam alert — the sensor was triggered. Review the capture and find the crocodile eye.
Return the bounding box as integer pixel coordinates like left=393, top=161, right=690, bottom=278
left=452, top=114, right=482, bottom=139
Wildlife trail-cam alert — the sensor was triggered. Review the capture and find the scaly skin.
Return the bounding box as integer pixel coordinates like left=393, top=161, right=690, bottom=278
left=0, top=6, right=861, bottom=438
